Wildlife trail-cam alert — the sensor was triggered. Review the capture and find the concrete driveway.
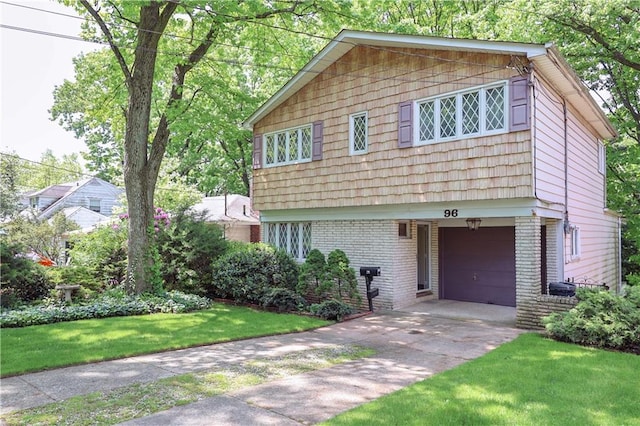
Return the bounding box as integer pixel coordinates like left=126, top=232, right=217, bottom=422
left=1, top=302, right=524, bottom=425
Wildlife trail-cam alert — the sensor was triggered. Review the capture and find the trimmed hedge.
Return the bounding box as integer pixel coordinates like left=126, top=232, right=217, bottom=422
left=0, top=290, right=211, bottom=328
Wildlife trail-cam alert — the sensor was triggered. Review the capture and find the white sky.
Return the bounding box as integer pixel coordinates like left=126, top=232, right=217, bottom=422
left=1, top=0, right=98, bottom=162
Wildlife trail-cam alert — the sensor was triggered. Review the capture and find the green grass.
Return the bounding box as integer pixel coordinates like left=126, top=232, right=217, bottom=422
left=0, top=304, right=330, bottom=377
left=324, top=333, right=640, bottom=426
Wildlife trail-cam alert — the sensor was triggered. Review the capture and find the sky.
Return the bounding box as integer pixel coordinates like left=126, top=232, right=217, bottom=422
left=1, top=0, right=97, bottom=162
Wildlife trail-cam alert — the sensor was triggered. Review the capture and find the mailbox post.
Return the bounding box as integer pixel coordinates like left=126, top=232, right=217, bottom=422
left=359, top=267, right=381, bottom=311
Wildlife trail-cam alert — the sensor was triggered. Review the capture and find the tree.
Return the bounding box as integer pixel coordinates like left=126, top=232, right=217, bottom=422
left=4, top=211, right=79, bottom=265
left=0, top=152, right=22, bottom=219
left=67, top=0, right=336, bottom=293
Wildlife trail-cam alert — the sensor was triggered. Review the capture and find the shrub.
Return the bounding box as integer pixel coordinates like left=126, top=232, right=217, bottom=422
left=156, top=209, right=228, bottom=295
left=68, top=223, right=127, bottom=289
left=0, top=290, right=212, bottom=328
left=325, top=249, right=361, bottom=302
left=297, top=249, right=329, bottom=295
left=262, top=287, right=308, bottom=312
left=209, top=243, right=299, bottom=304
left=0, top=240, right=52, bottom=307
left=543, top=286, right=640, bottom=353
left=310, top=299, right=354, bottom=321
left=45, top=265, right=100, bottom=292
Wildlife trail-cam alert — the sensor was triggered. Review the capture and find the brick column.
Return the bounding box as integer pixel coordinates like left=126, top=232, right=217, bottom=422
left=515, top=216, right=541, bottom=327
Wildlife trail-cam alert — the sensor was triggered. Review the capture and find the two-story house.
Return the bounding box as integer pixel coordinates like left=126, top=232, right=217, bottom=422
left=25, top=177, right=123, bottom=229
left=243, top=30, right=621, bottom=328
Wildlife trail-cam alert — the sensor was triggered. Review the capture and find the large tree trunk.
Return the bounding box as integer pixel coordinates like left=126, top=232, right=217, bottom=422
left=123, top=3, right=167, bottom=294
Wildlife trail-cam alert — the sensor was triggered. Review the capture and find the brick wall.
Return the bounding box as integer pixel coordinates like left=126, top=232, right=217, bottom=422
left=515, top=216, right=542, bottom=327
left=517, top=295, right=577, bottom=329
left=312, top=219, right=397, bottom=310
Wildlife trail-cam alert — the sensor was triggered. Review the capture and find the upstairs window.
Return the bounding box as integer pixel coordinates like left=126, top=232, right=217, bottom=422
left=30, top=197, right=39, bottom=209
left=598, top=142, right=606, bottom=175
left=264, top=124, right=312, bottom=167
left=417, top=82, right=507, bottom=144
left=349, top=111, right=368, bottom=154
left=89, top=198, right=101, bottom=213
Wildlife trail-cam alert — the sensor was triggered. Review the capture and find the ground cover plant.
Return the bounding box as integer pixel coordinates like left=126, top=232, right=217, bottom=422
left=0, top=289, right=211, bottom=328
left=1, top=345, right=374, bottom=426
left=0, top=304, right=330, bottom=377
left=323, top=333, right=640, bottom=426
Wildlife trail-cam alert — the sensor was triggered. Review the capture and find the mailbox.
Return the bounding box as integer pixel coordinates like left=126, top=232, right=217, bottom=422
left=360, top=266, right=381, bottom=312
left=360, top=267, right=381, bottom=277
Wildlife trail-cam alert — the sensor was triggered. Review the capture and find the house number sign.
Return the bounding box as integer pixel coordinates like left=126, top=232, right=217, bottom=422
left=443, top=209, right=459, bottom=217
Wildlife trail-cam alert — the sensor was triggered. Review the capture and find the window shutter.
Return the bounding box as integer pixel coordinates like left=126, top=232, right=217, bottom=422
left=509, top=76, right=530, bottom=131
left=312, top=120, right=323, bottom=161
left=398, top=101, right=413, bottom=148
left=252, top=133, right=262, bottom=169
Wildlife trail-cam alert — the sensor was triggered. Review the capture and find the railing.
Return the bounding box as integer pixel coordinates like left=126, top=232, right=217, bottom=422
left=543, top=277, right=609, bottom=296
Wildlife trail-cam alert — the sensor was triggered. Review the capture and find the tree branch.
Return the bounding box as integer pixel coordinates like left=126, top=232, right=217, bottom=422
left=79, top=0, right=132, bottom=85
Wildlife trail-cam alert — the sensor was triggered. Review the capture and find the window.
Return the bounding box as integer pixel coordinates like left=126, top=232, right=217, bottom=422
left=264, top=125, right=312, bottom=167
left=598, top=142, right=606, bottom=175
left=570, top=226, right=581, bottom=259
left=30, top=197, right=39, bottom=209
left=266, top=222, right=311, bottom=260
left=89, top=198, right=101, bottom=213
left=349, top=111, right=368, bottom=154
left=398, top=222, right=410, bottom=238
left=417, top=82, right=507, bottom=144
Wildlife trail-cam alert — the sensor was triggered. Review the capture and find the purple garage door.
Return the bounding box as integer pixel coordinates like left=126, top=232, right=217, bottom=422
left=439, top=227, right=516, bottom=307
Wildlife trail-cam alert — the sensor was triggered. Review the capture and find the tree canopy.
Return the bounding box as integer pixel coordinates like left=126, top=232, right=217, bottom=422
left=51, top=0, right=639, bottom=287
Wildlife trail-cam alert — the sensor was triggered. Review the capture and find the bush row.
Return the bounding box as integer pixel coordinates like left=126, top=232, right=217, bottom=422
left=0, top=290, right=211, bottom=328
left=543, top=286, right=640, bottom=353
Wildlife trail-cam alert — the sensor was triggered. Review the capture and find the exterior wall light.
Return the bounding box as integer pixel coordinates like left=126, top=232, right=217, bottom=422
left=466, top=218, right=482, bottom=231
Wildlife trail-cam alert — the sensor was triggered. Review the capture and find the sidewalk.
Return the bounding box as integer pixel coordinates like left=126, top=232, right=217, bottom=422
left=1, top=307, right=524, bottom=424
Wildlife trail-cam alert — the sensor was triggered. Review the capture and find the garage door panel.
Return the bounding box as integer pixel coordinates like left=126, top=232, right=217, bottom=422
left=440, top=227, right=516, bottom=307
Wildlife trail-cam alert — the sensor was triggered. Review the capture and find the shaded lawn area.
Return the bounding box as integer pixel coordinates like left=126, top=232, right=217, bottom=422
left=325, top=333, right=640, bottom=426
left=1, top=304, right=330, bottom=377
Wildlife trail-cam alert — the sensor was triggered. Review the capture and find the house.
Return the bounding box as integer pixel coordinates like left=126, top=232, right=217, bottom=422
left=190, top=194, right=260, bottom=242
left=242, top=30, right=622, bottom=328
left=24, top=177, right=123, bottom=229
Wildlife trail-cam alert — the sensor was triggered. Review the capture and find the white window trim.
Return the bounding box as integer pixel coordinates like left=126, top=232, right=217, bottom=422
left=414, top=81, right=509, bottom=145
left=570, top=226, right=581, bottom=260
left=598, top=142, right=606, bottom=175
left=263, top=124, right=312, bottom=168
left=349, top=111, right=368, bottom=155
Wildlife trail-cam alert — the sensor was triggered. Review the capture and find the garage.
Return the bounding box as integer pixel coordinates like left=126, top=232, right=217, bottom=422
left=439, top=226, right=516, bottom=307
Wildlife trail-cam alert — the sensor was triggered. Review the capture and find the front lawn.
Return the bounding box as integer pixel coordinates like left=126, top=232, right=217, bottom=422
left=0, top=303, right=330, bottom=377
left=324, top=333, right=640, bottom=426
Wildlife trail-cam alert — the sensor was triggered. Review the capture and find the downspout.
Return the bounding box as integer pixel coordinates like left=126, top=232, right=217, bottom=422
left=563, top=99, right=570, bottom=235
left=530, top=65, right=537, bottom=199
left=618, top=216, right=623, bottom=294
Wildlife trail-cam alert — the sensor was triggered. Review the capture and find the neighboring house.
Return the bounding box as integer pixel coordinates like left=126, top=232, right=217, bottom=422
left=190, top=194, right=260, bottom=243
left=243, top=30, right=622, bottom=328
left=24, top=177, right=123, bottom=228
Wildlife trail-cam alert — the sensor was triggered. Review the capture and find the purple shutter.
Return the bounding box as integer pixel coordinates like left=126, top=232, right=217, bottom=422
left=312, top=120, right=323, bottom=161
left=252, top=133, right=262, bottom=169
left=509, top=76, right=530, bottom=131
left=398, top=101, right=413, bottom=148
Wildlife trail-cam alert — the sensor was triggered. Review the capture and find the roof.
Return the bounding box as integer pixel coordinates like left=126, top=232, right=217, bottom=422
left=36, top=177, right=123, bottom=220
left=190, top=195, right=259, bottom=224
left=242, top=29, right=615, bottom=140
